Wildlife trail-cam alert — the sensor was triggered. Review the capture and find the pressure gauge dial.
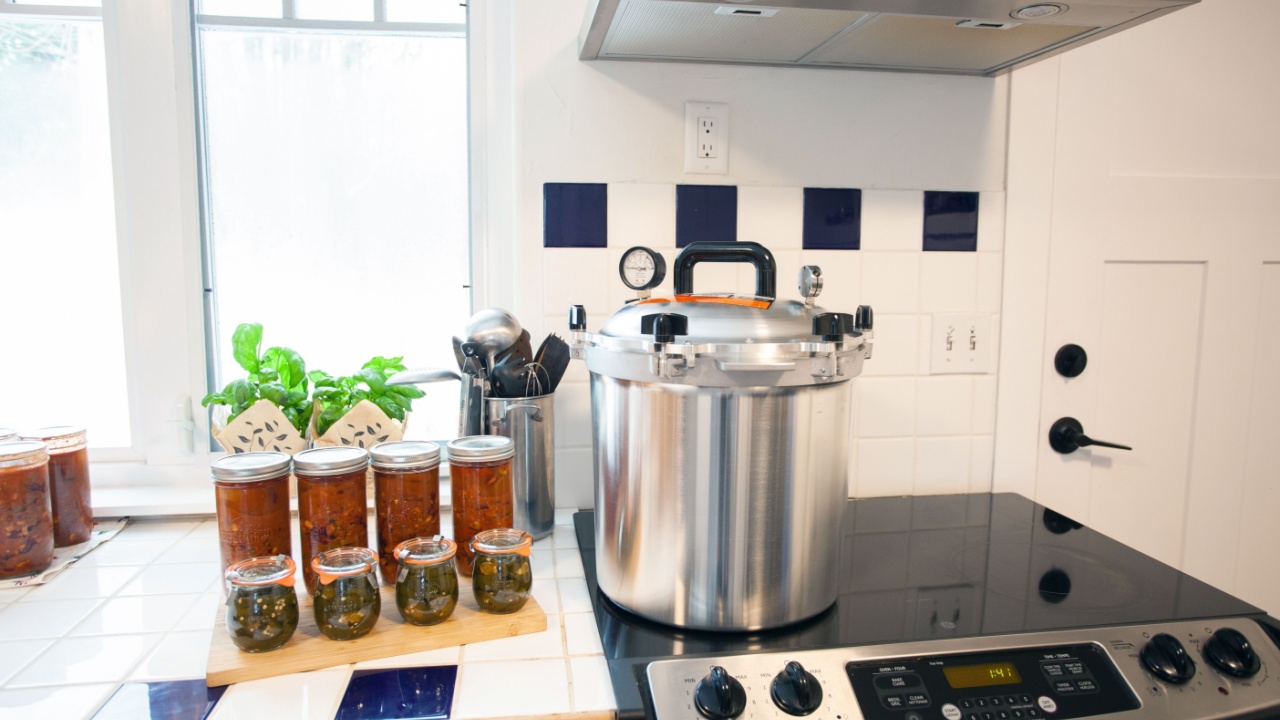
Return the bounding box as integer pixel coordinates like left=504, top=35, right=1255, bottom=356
left=619, top=246, right=667, bottom=293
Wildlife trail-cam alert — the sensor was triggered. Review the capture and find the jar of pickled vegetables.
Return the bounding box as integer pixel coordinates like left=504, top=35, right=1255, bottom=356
left=470, top=528, right=532, bottom=614
left=23, top=426, right=92, bottom=547
left=224, top=554, right=299, bottom=653
left=371, top=441, right=441, bottom=584
left=0, top=441, right=54, bottom=579
left=447, top=436, right=514, bottom=576
left=311, top=547, right=381, bottom=641
left=294, top=446, right=370, bottom=594
left=393, top=536, right=458, bottom=626
left=211, top=452, right=293, bottom=573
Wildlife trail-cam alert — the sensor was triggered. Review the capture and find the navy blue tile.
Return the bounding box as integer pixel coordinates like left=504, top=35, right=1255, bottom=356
left=335, top=665, right=458, bottom=720
left=92, top=680, right=227, bottom=720
left=676, top=184, right=737, bottom=248
left=922, top=191, right=979, bottom=252
left=803, top=188, right=861, bottom=250
left=543, top=183, right=607, bottom=248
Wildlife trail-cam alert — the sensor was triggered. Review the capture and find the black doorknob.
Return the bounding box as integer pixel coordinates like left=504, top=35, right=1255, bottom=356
left=1054, top=344, right=1088, bottom=377
left=1048, top=417, right=1132, bottom=454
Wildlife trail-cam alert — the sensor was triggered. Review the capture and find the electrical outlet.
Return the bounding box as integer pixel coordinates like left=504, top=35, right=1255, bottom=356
left=685, top=101, right=728, bottom=174
left=930, top=313, right=991, bottom=374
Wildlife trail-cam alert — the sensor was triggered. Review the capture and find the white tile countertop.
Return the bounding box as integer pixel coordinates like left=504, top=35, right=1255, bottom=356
left=0, top=509, right=616, bottom=720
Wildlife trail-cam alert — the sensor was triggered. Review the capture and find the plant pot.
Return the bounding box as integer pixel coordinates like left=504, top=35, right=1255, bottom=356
left=213, top=399, right=308, bottom=455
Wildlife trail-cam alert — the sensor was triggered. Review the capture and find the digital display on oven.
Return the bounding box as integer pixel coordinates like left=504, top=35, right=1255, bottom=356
left=942, top=662, right=1023, bottom=689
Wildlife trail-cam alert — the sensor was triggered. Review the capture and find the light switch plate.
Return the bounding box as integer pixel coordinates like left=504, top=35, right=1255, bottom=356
left=684, top=101, right=729, bottom=174
left=930, top=313, right=991, bottom=374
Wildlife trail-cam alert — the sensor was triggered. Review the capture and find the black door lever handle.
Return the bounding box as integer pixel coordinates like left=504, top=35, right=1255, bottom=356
left=1049, top=417, right=1133, bottom=454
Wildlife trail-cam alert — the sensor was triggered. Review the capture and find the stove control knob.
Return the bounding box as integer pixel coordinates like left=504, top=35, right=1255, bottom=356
left=771, top=661, right=823, bottom=716
left=695, top=666, right=747, bottom=720
left=1141, top=633, right=1197, bottom=684
left=1205, top=627, right=1261, bottom=678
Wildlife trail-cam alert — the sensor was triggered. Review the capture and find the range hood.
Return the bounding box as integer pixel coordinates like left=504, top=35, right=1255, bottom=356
left=579, top=0, right=1197, bottom=76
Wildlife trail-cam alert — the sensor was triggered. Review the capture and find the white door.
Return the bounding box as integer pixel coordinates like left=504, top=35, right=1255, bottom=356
left=1012, top=0, right=1280, bottom=611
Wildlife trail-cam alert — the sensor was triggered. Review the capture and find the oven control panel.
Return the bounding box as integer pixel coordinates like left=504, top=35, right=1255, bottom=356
left=646, top=618, right=1280, bottom=720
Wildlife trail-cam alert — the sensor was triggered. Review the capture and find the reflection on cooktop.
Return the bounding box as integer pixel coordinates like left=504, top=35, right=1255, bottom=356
left=574, top=493, right=1264, bottom=719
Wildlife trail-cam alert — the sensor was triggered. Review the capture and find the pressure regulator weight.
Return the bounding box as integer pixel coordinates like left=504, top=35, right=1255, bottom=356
left=619, top=246, right=667, bottom=298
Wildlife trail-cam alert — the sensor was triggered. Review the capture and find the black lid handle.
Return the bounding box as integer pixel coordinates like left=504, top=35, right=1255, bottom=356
left=854, top=305, right=874, bottom=331
left=672, top=241, right=776, bottom=299
left=568, top=305, right=587, bottom=331
left=640, top=313, right=689, bottom=344
left=812, top=312, right=853, bottom=341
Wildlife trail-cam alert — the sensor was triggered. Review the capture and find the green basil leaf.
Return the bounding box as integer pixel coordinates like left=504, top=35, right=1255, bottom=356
left=316, top=402, right=347, bottom=437
left=259, top=382, right=288, bottom=406
left=231, top=323, right=263, bottom=374
left=355, top=367, right=386, bottom=392
left=371, top=394, right=403, bottom=420
left=264, top=346, right=307, bottom=390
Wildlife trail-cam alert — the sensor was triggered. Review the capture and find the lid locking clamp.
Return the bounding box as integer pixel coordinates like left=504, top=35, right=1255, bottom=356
left=641, top=313, right=691, bottom=378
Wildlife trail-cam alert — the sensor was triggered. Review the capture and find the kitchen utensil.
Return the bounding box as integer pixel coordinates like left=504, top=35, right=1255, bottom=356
left=486, top=394, right=555, bottom=540
left=385, top=367, right=481, bottom=437
left=452, top=336, right=470, bottom=374
left=532, top=333, right=571, bottom=394
left=464, top=308, right=522, bottom=373
left=489, top=353, right=533, bottom=399
left=567, top=241, right=874, bottom=631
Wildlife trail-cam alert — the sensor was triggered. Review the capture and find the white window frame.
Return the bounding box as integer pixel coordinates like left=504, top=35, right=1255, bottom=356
left=0, top=0, right=506, bottom=513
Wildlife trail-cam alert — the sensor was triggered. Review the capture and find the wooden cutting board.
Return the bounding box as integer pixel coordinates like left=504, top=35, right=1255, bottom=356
left=206, top=576, right=546, bottom=686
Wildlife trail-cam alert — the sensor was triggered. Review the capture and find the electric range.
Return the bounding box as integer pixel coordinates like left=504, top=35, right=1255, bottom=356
left=573, top=493, right=1280, bottom=720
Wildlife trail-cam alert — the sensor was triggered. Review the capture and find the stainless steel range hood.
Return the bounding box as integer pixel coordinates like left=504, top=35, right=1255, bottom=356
left=579, top=0, right=1197, bottom=76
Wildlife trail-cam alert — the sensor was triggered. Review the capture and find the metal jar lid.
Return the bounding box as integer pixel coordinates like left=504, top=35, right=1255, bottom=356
left=369, top=441, right=441, bottom=470
left=293, top=446, right=370, bottom=476
left=210, top=452, right=292, bottom=483
left=23, top=426, right=87, bottom=451
left=0, top=440, right=49, bottom=469
left=446, top=435, right=514, bottom=462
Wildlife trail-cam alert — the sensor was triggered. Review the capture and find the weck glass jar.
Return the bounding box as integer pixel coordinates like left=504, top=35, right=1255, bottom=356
left=24, top=426, right=92, bottom=546
left=447, top=436, right=514, bottom=576
left=294, top=446, right=370, bottom=594
left=371, top=441, right=441, bottom=585
left=470, top=528, right=533, bottom=614
left=393, top=536, right=458, bottom=626
left=224, top=554, right=299, bottom=653
left=311, top=546, right=381, bottom=641
left=0, top=429, right=17, bottom=443
left=0, top=441, right=54, bottom=579
left=211, top=452, right=293, bottom=573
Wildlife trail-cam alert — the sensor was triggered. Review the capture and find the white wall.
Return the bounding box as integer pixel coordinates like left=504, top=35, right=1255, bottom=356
left=476, top=0, right=1011, bottom=508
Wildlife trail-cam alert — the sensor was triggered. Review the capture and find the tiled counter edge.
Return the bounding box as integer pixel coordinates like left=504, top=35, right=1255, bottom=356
left=0, top=508, right=617, bottom=720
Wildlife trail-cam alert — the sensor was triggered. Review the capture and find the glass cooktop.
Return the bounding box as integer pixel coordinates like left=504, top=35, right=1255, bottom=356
left=573, top=492, right=1268, bottom=720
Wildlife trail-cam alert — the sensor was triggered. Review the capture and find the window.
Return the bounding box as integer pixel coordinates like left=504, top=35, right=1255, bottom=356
left=0, top=1, right=131, bottom=448
left=193, top=1, right=470, bottom=442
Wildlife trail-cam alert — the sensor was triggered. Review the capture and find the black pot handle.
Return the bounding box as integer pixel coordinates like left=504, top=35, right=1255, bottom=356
left=672, top=241, right=777, bottom=299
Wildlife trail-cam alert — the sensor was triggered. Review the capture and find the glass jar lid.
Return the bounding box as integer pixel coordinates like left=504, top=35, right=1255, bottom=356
left=446, top=436, right=514, bottom=462
left=0, top=441, right=48, bottom=469
left=311, top=547, right=377, bottom=583
left=0, top=428, right=17, bottom=443
left=23, top=426, right=86, bottom=451
left=370, top=441, right=441, bottom=470
left=471, top=528, right=532, bottom=556
left=293, top=446, right=369, bottom=476
left=394, top=536, right=456, bottom=566
left=210, top=452, right=292, bottom=483
left=226, top=555, right=296, bottom=588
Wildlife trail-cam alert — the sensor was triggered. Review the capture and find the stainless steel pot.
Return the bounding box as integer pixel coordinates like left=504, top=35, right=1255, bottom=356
left=568, top=241, right=874, bottom=631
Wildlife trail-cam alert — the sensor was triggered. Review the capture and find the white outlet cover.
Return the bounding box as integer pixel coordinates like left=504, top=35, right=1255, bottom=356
left=684, top=101, right=729, bottom=174
left=930, top=313, right=992, bottom=374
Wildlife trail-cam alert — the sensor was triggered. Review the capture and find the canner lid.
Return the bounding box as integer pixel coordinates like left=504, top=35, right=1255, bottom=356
left=600, top=295, right=821, bottom=345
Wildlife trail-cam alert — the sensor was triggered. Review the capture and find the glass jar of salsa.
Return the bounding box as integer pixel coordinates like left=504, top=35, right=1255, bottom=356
left=294, top=446, right=370, bottom=594
left=371, top=441, right=441, bottom=584
left=393, top=536, right=458, bottom=626
left=225, top=554, right=299, bottom=653
left=0, top=441, right=55, bottom=579
left=211, top=452, right=293, bottom=573
left=311, top=546, right=381, bottom=640
left=447, top=436, right=514, bottom=576
left=23, top=427, right=92, bottom=546
left=470, top=528, right=533, bottom=614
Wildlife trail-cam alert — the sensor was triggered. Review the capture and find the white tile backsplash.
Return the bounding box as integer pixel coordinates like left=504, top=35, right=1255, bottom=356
left=861, top=190, right=925, bottom=251
left=537, top=186, right=1004, bottom=500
